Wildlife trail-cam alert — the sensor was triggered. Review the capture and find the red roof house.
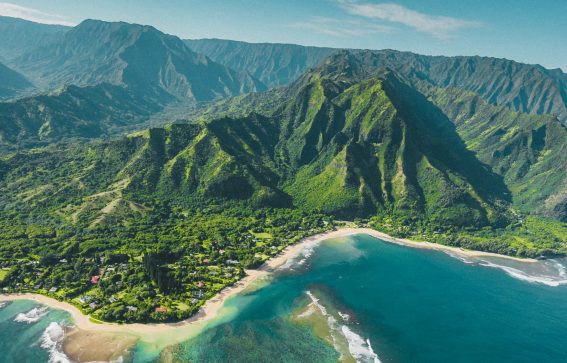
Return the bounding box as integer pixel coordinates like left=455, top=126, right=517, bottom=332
left=90, top=275, right=100, bottom=284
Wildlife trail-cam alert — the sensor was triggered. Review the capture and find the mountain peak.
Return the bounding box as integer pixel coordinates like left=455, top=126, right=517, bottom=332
left=14, top=19, right=263, bottom=101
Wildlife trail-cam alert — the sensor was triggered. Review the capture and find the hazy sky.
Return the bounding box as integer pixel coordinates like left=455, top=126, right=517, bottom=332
left=1, top=0, right=565, bottom=71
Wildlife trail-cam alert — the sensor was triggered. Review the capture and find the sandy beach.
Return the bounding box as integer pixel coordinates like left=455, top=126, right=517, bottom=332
left=0, top=227, right=536, bottom=335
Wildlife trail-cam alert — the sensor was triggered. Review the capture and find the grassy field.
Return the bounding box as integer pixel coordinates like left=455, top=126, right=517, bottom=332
left=0, top=268, right=10, bottom=283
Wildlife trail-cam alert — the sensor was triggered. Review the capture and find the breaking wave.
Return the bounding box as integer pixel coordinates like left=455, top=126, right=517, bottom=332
left=305, top=291, right=381, bottom=363
left=443, top=251, right=567, bottom=287
left=40, top=322, right=72, bottom=363
left=14, top=306, right=49, bottom=324
left=341, top=325, right=380, bottom=363
left=280, top=240, right=321, bottom=269
left=478, top=259, right=567, bottom=287
left=0, top=301, right=8, bottom=309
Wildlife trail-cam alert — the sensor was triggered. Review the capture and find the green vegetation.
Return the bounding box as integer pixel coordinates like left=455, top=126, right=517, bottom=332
left=0, top=47, right=565, bottom=324
left=0, top=206, right=332, bottom=323
left=367, top=215, right=567, bottom=258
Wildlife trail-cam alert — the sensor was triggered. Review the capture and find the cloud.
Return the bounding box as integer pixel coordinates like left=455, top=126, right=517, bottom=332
left=338, top=1, right=481, bottom=39
left=289, top=16, right=395, bottom=37
left=0, top=2, right=76, bottom=26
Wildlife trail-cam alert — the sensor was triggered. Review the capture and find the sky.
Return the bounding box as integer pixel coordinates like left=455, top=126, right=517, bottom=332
left=1, top=0, right=565, bottom=71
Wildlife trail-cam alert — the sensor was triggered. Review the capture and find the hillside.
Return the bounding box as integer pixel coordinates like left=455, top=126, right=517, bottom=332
left=189, top=51, right=567, bottom=224
left=0, top=67, right=511, bottom=228
left=0, top=83, right=169, bottom=150
left=427, top=86, right=567, bottom=221
left=0, top=62, right=32, bottom=99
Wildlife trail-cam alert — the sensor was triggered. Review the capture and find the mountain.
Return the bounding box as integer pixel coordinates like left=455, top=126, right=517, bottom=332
left=186, top=41, right=567, bottom=124
left=0, top=61, right=32, bottom=99
left=329, top=50, right=567, bottom=125
left=0, top=61, right=511, bottom=228
left=184, top=38, right=335, bottom=88
left=15, top=20, right=264, bottom=100
left=204, top=50, right=567, bottom=222
left=0, top=83, right=168, bottom=150
left=427, top=86, right=567, bottom=221
left=0, top=20, right=272, bottom=150
left=0, top=16, right=69, bottom=62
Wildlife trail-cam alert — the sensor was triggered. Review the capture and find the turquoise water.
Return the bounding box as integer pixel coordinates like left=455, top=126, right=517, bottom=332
left=0, top=299, right=71, bottom=363
left=4, top=234, right=567, bottom=362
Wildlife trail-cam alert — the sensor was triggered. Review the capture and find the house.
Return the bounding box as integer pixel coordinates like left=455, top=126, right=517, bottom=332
left=59, top=259, right=68, bottom=264
left=91, top=275, right=100, bottom=284
left=155, top=306, right=168, bottom=313
left=202, top=258, right=210, bottom=264
left=49, top=287, right=58, bottom=293
left=196, top=281, right=205, bottom=288
left=227, top=259, right=239, bottom=265
left=78, top=295, right=93, bottom=304
left=109, top=296, right=117, bottom=303
left=126, top=305, right=138, bottom=312
left=89, top=302, right=98, bottom=309
left=193, top=290, right=205, bottom=299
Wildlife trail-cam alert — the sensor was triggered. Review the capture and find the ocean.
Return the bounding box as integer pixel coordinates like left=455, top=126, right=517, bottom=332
left=2, top=234, right=567, bottom=362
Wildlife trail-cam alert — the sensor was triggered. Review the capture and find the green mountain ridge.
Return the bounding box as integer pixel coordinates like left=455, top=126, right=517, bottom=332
left=0, top=66, right=511, bottom=229
left=0, top=83, right=169, bottom=150
left=187, top=41, right=567, bottom=125
left=427, top=86, right=567, bottom=221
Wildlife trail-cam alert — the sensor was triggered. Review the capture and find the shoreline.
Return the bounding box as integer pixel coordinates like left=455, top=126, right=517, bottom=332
left=0, top=227, right=536, bottom=334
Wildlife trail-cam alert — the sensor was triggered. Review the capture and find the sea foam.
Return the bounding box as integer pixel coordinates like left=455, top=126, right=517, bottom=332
left=40, top=322, right=72, bottom=363
left=305, top=291, right=381, bottom=363
left=443, top=250, right=567, bottom=287
left=341, top=325, right=381, bottom=363
left=0, top=302, right=7, bottom=309
left=14, top=306, right=49, bottom=324
left=280, top=239, right=321, bottom=270
left=478, top=260, right=567, bottom=287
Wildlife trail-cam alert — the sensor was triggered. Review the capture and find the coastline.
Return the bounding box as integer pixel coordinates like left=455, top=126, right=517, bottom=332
left=0, top=227, right=536, bottom=334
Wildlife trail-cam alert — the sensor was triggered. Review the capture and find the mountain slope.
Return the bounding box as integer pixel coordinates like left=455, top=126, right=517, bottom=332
left=0, top=66, right=511, bottom=229
left=279, top=69, right=509, bottom=225
left=428, top=86, right=567, bottom=221
left=0, top=61, right=32, bottom=99
left=0, top=16, right=69, bottom=61
left=15, top=20, right=264, bottom=101
left=318, top=50, right=567, bottom=125
left=184, top=42, right=567, bottom=124
left=0, top=83, right=168, bottom=150
left=185, top=38, right=335, bottom=88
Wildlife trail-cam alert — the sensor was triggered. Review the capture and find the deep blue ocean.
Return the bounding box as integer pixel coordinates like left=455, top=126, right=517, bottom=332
left=3, top=234, right=567, bottom=362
